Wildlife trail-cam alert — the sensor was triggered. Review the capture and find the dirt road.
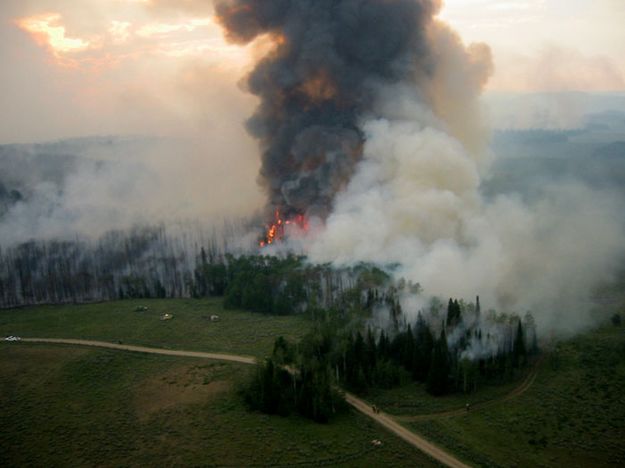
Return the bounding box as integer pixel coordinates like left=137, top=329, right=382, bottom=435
left=344, top=392, right=470, bottom=468
left=19, top=338, right=256, bottom=365
left=16, top=338, right=467, bottom=467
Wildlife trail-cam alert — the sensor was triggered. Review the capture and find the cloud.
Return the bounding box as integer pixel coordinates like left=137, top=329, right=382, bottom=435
left=143, top=0, right=215, bottom=16
left=109, top=20, right=132, bottom=44
left=0, top=0, right=264, bottom=236
left=490, top=46, right=625, bottom=93
left=441, top=1, right=625, bottom=94
left=0, top=0, right=256, bottom=144
left=16, top=13, right=91, bottom=55
left=440, top=0, right=547, bottom=29
left=13, top=8, right=246, bottom=69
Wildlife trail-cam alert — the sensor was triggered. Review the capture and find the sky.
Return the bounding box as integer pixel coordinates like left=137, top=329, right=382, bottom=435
left=0, top=0, right=624, bottom=143
left=441, top=0, right=625, bottom=92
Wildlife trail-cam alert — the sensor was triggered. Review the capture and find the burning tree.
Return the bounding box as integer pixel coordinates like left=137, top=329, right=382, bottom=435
left=215, top=0, right=441, bottom=234
left=259, top=210, right=309, bottom=247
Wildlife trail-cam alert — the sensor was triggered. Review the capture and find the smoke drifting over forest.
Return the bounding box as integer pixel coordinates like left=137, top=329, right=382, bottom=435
left=1, top=0, right=625, bottom=338
left=0, top=136, right=262, bottom=245
left=213, top=0, right=625, bottom=335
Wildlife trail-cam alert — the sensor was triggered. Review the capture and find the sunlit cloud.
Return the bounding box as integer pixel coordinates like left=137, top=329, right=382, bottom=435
left=17, top=13, right=90, bottom=55
left=13, top=0, right=624, bottom=93
left=440, top=0, right=547, bottom=30
left=14, top=9, right=249, bottom=71
left=109, top=21, right=132, bottom=45
left=136, top=18, right=212, bottom=38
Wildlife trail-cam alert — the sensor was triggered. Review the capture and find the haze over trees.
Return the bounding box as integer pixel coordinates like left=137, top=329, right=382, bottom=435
left=0, top=223, right=539, bottom=420
left=0, top=225, right=237, bottom=308
left=241, top=284, right=537, bottom=423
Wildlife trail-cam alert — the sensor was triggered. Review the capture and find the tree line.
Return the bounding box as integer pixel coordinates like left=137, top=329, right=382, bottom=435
left=0, top=228, right=390, bottom=311
left=338, top=300, right=536, bottom=396
left=0, top=223, right=242, bottom=308
left=0, top=232, right=543, bottom=424
left=242, top=336, right=346, bottom=423
left=243, top=297, right=538, bottom=423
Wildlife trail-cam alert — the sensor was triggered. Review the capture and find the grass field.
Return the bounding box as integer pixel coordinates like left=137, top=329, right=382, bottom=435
left=0, top=344, right=439, bottom=467
left=3, top=299, right=624, bottom=467
left=365, top=364, right=534, bottom=416
left=0, top=299, right=311, bottom=358
left=405, top=322, right=625, bottom=467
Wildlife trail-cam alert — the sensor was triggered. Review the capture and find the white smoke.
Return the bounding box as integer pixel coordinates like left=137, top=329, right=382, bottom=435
left=0, top=136, right=262, bottom=245
left=308, top=83, right=625, bottom=337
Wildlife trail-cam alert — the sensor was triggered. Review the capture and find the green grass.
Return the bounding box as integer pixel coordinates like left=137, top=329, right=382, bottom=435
left=0, top=298, right=311, bottom=358
left=0, top=344, right=439, bottom=467
left=5, top=299, right=623, bottom=466
left=405, top=323, right=625, bottom=467
left=365, top=365, right=533, bottom=416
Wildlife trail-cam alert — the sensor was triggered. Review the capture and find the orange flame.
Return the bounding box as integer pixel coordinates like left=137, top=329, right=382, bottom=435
left=259, top=210, right=308, bottom=247
left=299, top=70, right=337, bottom=103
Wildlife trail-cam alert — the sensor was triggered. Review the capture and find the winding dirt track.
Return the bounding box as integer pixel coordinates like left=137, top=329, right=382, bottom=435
left=394, top=356, right=544, bottom=423
left=16, top=338, right=470, bottom=467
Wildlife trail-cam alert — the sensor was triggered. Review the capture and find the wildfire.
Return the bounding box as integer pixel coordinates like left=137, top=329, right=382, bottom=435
left=299, top=70, right=337, bottom=103
left=259, top=210, right=308, bottom=247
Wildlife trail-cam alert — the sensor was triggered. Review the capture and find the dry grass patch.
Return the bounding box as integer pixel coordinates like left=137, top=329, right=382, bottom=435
left=135, top=364, right=231, bottom=420
left=0, top=344, right=88, bottom=378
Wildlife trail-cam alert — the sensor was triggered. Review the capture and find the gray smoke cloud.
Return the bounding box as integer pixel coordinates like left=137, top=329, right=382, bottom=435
left=2, top=0, right=622, bottom=339
left=212, top=1, right=625, bottom=337
left=215, top=0, right=448, bottom=219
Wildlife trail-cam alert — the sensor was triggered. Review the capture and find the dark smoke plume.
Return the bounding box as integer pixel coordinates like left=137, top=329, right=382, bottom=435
left=216, top=0, right=441, bottom=219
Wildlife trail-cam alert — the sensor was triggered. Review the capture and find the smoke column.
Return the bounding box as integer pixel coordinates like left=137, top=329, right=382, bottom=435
left=215, top=0, right=452, bottom=219
left=217, top=0, right=625, bottom=335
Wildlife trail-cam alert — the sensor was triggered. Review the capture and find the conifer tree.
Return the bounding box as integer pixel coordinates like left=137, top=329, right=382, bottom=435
left=513, top=321, right=527, bottom=368
left=427, top=329, right=450, bottom=396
